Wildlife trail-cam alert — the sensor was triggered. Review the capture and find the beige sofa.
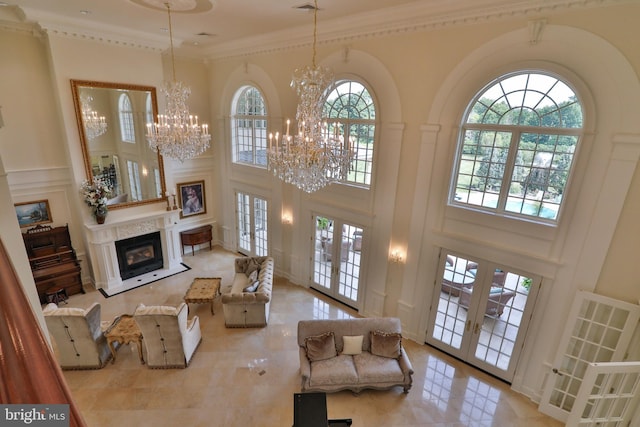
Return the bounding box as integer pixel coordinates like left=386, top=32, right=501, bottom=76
left=221, top=256, right=274, bottom=327
left=297, top=317, right=413, bottom=394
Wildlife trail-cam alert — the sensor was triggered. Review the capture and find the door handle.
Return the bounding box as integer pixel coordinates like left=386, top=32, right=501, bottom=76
left=465, top=320, right=471, bottom=332
left=473, top=323, right=480, bottom=334
left=552, top=368, right=564, bottom=376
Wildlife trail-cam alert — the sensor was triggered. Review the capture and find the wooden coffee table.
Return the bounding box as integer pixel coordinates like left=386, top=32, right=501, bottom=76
left=184, top=277, right=221, bottom=315
left=104, top=314, right=144, bottom=364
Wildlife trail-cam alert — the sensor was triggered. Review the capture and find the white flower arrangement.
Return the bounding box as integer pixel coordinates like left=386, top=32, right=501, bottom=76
left=80, top=177, right=113, bottom=208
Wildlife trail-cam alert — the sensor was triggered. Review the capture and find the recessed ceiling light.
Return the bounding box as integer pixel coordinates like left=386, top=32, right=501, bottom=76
left=0, top=2, right=9, bottom=6
left=80, top=10, right=92, bottom=15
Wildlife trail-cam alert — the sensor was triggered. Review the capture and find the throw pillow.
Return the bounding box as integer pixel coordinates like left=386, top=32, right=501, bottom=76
left=247, top=269, right=258, bottom=283
left=370, top=330, right=402, bottom=359
left=305, top=331, right=337, bottom=362
left=245, top=258, right=261, bottom=276
left=243, top=280, right=259, bottom=293
left=342, top=335, right=363, bottom=355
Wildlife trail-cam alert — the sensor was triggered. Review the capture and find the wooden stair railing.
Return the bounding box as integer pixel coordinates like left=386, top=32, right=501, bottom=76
left=0, top=238, right=86, bottom=426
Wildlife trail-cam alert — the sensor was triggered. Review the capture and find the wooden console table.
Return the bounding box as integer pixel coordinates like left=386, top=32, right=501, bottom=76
left=180, top=224, right=213, bottom=256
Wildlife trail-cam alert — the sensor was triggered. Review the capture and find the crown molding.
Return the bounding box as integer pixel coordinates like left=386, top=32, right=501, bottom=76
left=20, top=7, right=168, bottom=52
left=203, top=0, right=633, bottom=60
left=6, top=0, right=634, bottom=60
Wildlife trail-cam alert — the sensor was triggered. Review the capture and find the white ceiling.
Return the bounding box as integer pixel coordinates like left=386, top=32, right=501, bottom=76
left=1, top=0, right=630, bottom=59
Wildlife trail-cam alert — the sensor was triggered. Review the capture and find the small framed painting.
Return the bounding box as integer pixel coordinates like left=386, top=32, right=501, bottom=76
left=15, top=200, right=53, bottom=228
left=177, top=180, right=206, bottom=218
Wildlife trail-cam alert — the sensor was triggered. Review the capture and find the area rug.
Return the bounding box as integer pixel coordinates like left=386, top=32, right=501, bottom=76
left=99, top=263, right=191, bottom=298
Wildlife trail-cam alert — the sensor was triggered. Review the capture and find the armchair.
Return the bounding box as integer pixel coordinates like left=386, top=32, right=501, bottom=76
left=133, top=303, right=201, bottom=368
left=43, top=302, right=113, bottom=369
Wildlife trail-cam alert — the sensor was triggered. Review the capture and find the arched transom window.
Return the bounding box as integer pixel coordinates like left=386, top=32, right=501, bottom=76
left=231, top=85, right=267, bottom=167
left=323, top=80, right=376, bottom=187
left=451, top=71, right=583, bottom=222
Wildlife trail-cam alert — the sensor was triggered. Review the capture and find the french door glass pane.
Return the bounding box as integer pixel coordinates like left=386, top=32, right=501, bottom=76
left=313, top=216, right=333, bottom=290
left=473, top=271, right=532, bottom=371
left=312, top=216, right=362, bottom=307
left=337, top=224, right=361, bottom=304
left=253, top=197, right=268, bottom=256
left=237, top=193, right=251, bottom=252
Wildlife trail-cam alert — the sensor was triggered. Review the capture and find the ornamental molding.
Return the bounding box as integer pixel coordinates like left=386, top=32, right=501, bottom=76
left=5, top=0, right=633, bottom=60
left=116, top=220, right=159, bottom=240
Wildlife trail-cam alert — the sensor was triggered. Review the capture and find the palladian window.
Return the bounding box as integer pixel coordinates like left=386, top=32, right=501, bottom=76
left=450, top=71, right=583, bottom=222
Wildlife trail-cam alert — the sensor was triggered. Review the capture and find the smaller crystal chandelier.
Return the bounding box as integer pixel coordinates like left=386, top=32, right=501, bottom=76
left=146, top=2, right=211, bottom=162
left=267, top=0, right=354, bottom=193
left=80, top=94, right=107, bottom=140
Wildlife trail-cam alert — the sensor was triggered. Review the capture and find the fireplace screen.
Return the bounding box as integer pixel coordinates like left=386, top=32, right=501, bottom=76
left=115, top=232, right=163, bottom=280
left=126, top=245, right=155, bottom=266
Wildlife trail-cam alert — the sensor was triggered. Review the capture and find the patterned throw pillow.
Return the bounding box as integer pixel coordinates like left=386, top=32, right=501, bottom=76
left=247, top=269, right=258, bottom=283
left=305, top=331, right=337, bottom=361
left=245, top=258, right=261, bottom=276
left=243, top=281, right=259, bottom=292
left=370, top=330, right=402, bottom=359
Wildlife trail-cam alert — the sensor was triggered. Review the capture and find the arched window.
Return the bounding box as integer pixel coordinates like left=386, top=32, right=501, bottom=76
left=323, top=80, right=376, bottom=187
left=145, top=93, right=154, bottom=126
left=118, top=93, right=135, bottom=143
left=231, top=86, right=267, bottom=167
left=450, top=71, right=583, bottom=222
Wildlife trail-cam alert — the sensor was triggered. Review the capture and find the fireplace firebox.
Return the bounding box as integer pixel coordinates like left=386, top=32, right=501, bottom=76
left=115, top=232, right=163, bottom=280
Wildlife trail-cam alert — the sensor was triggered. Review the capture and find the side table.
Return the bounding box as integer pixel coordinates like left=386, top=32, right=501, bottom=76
left=104, top=314, right=144, bottom=364
left=184, top=277, right=221, bottom=315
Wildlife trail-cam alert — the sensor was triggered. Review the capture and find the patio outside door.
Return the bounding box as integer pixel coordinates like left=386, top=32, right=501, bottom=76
left=425, top=250, right=541, bottom=382
left=236, top=192, right=268, bottom=257
left=311, top=215, right=363, bottom=309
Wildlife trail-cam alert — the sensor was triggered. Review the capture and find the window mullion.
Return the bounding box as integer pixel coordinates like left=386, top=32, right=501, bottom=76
left=497, top=130, right=520, bottom=211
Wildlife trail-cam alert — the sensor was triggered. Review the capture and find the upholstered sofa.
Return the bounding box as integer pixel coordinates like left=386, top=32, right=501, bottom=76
left=43, top=302, right=113, bottom=369
left=297, top=317, right=413, bottom=394
left=133, top=302, right=202, bottom=368
left=221, top=256, right=274, bottom=327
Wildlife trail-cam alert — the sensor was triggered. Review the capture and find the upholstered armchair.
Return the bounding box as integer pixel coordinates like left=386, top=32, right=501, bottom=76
left=43, top=302, right=113, bottom=369
left=133, top=303, right=201, bottom=368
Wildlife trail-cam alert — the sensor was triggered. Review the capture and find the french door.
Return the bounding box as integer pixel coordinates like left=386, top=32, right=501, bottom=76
left=236, top=192, right=268, bottom=257
left=425, top=249, right=541, bottom=382
left=311, top=215, right=363, bottom=309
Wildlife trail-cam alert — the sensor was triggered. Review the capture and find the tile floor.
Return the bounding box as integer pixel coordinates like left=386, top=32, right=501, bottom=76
left=57, top=247, right=562, bottom=426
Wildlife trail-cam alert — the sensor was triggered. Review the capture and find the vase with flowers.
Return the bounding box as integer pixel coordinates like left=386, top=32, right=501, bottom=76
left=80, top=177, right=113, bottom=224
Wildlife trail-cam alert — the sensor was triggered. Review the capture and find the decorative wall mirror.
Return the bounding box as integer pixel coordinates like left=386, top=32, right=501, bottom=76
left=70, top=80, right=166, bottom=210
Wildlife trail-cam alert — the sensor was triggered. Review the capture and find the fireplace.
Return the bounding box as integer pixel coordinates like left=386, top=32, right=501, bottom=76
left=115, top=232, right=164, bottom=280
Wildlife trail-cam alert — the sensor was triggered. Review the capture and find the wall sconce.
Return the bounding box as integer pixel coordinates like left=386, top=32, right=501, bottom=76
left=389, top=249, right=404, bottom=264
left=281, top=213, right=292, bottom=225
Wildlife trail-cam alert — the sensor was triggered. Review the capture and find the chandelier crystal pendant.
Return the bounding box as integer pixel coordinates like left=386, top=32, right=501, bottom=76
left=267, top=0, right=355, bottom=193
left=80, top=94, right=107, bottom=140
left=146, top=2, right=211, bottom=163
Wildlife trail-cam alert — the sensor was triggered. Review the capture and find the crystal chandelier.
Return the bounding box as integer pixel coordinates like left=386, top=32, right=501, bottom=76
left=267, top=0, right=354, bottom=193
left=146, top=2, right=211, bottom=162
left=80, top=94, right=107, bottom=140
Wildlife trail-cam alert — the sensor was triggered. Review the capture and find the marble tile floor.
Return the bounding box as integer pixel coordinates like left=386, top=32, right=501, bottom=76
left=57, top=247, right=562, bottom=426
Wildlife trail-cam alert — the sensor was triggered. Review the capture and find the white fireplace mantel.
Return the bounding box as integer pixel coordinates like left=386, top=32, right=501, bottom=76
left=84, top=209, right=183, bottom=293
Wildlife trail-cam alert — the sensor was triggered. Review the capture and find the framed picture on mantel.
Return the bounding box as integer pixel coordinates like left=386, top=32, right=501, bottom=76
left=177, top=180, right=206, bottom=219
left=15, top=200, right=52, bottom=228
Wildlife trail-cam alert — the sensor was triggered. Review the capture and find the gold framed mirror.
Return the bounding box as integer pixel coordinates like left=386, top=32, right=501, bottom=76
left=71, top=80, right=166, bottom=210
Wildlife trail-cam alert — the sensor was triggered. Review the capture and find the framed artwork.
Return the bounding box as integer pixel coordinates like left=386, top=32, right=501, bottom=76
left=15, top=200, right=53, bottom=228
left=177, top=180, right=206, bottom=218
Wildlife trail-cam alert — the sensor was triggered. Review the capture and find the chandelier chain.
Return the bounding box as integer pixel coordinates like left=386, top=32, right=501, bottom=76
left=146, top=1, right=211, bottom=162
left=266, top=0, right=355, bottom=193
